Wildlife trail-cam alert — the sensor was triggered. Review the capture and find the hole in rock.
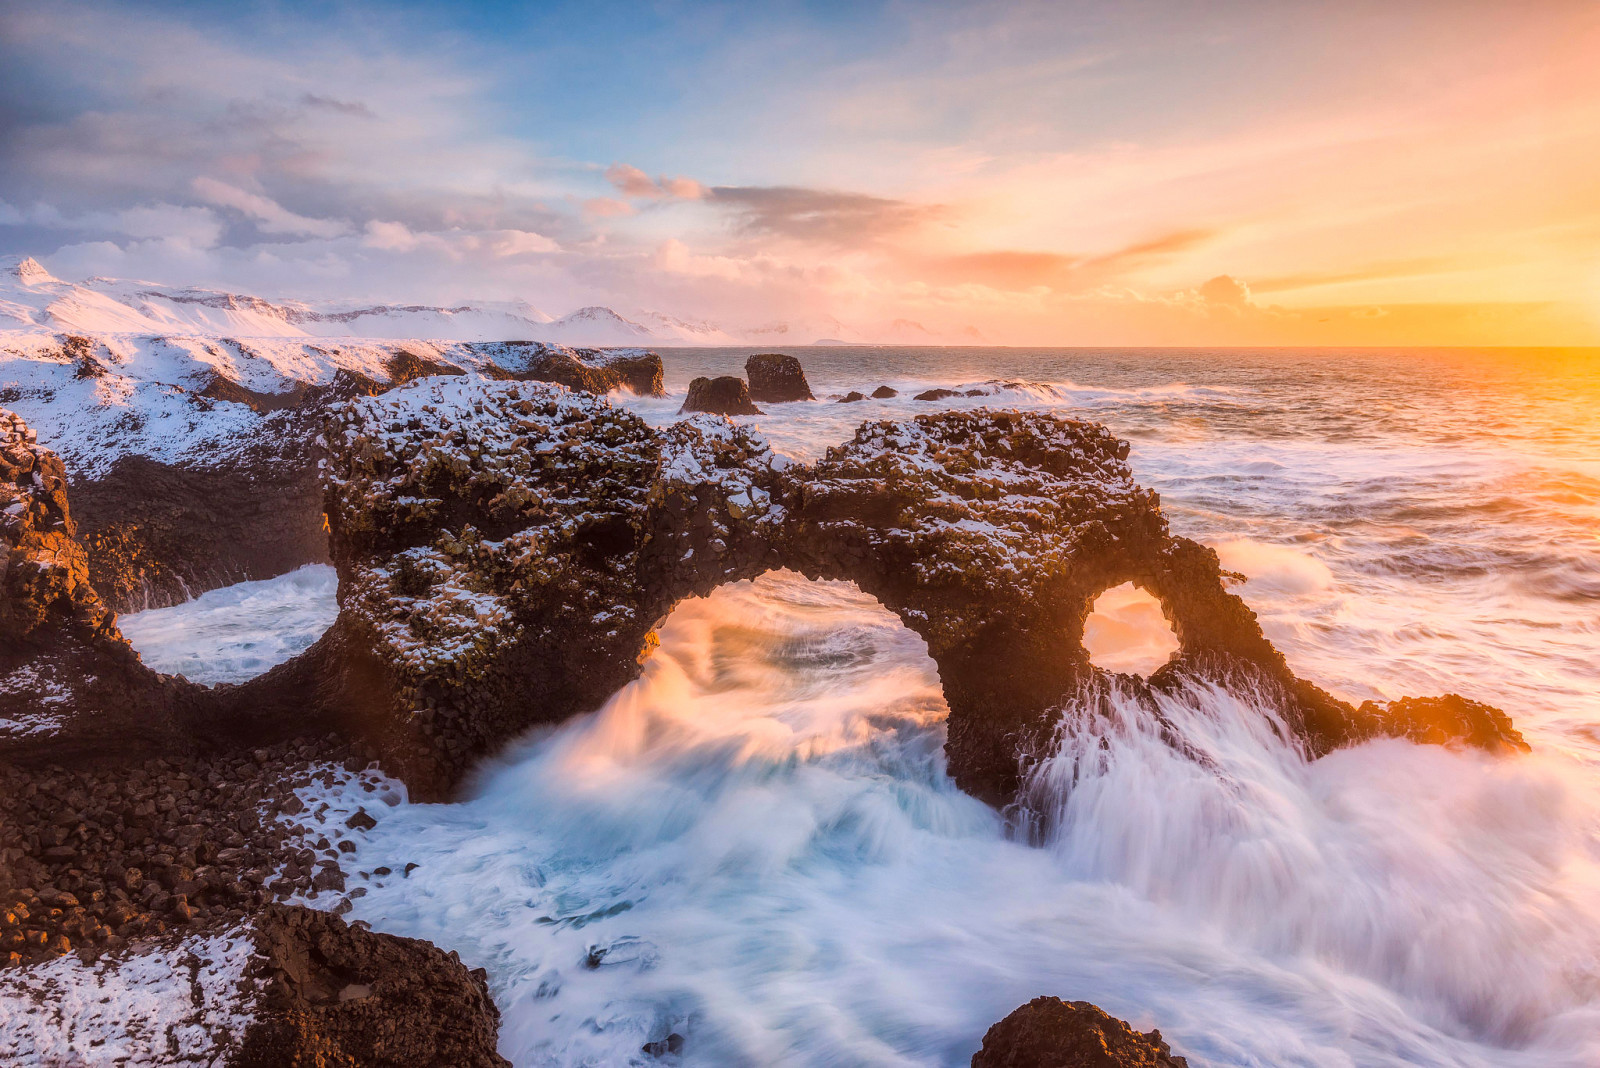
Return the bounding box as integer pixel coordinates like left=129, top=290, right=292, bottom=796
left=621, top=569, right=948, bottom=762
left=1082, top=582, right=1180, bottom=677
left=118, top=563, right=340, bottom=686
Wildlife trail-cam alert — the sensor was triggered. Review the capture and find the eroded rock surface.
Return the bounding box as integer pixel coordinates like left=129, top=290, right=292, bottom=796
left=681, top=374, right=762, bottom=415
left=257, top=377, right=1523, bottom=803
left=972, top=997, right=1188, bottom=1067
left=745, top=352, right=815, bottom=402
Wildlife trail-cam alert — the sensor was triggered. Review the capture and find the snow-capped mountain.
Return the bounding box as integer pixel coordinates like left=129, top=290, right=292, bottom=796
left=0, top=257, right=737, bottom=346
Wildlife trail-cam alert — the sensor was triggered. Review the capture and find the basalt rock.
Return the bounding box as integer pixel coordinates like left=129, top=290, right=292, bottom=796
left=681, top=375, right=762, bottom=416
left=837, top=391, right=867, bottom=403
left=231, top=377, right=1524, bottom=804
left=483, top=342, right=664, bottom=397
left=1, top=410, right=199, bottom=762
left=745, top=352, right=815, bottom=402
left=872, top=386, right=899, bottom=399
left=972, top=997, right=1188, bottom=1067
left=915, top=387, right=961, bottom=401
left=0, top=903, right=507, bottom=1067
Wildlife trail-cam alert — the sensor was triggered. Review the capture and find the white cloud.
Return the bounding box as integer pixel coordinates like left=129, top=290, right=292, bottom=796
left=192, top=177, right=349, bottom=238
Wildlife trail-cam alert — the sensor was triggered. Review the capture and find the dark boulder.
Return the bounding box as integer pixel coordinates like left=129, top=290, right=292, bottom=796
left=681, top=375, right=762, bottom=415
left=915, top=387, right=961, bottom=401
left=838, top=391, right=867, bottom=403
left=972, top=997, right=1188, bottom=1067
left=872, top=386, right=899, bottom=398
left=745, top=352, right=815, bottom=402
left=236, top=904, right=508, bottom=1067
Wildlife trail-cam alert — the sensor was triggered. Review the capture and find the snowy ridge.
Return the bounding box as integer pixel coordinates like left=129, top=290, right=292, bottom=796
left=0, top=255, right=736, bottom=345
left=0, top=331, right=658, bottom=477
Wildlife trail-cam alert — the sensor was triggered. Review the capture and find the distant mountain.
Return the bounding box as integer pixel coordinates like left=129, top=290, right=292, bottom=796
left=0, top=255, right=982, bottom=346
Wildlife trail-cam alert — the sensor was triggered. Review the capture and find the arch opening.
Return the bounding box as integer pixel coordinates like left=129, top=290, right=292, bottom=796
left=1082, top=581, right=1180, bottom=677
left=619, top=568, right=949, bottom=769
left=117, top=563, right=340, bottom=685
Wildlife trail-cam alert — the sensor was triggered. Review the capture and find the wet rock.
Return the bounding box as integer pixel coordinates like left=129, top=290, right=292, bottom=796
left=837, top=391, right=867, bottom=403
left=972, top=997, right=1188, bottom=1067
left=680, top=375, right=762, bottom=416
left=871, top=386, right=898, bottom=398
left=915, top=387, right=961, bottom=401
left=745, top=352, right=815, bottom=402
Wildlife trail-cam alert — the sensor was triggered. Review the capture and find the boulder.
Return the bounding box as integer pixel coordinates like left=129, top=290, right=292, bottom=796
left=872, top=386, right=899, bottom=398
left=745, top=352, right=815, bottom=402
left=915, top=387, right=961, bottom=401
left=838, top=391, right=867, bottom=403
left=680, top=375, right=763, bottom=415
left=972, top=997, right=1188, bottom=1067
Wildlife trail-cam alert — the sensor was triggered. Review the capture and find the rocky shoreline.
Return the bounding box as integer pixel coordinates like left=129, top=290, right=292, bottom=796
left=1, top=346, right=1527, bottom=1063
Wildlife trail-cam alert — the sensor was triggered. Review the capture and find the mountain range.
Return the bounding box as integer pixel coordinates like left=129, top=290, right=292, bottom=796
left=0, top=256, right=981, bottom=347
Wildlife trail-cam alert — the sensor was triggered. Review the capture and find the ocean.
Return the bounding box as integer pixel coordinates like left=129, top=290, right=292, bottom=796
left=122, top=347, right=1600, bottom=1066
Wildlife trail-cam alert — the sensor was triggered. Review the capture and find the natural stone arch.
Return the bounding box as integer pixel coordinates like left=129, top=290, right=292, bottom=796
left=205, top=378, right=1523, bottom=804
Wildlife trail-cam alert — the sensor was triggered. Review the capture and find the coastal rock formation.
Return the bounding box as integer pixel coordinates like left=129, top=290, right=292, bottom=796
left=680, top=374, right=762, bottom=415
left=916, top=387, right=961, bottom=401
left=837, top=391, right=867, bottom=403
left=972, top=997, right=1188, bottom=1067
left=253, top=377, right=1523, bottom=803
left=3, top=334, right=664, bottom=610
left=745, top=352, right=815, bottom=402
left=872, top=385, right=899, bottom=398
left=0, top=903, right=506, bottom=1067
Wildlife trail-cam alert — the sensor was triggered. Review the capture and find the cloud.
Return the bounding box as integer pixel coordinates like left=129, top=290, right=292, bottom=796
left=1199, top=274, right=1251, bottom=307
left=362, top=219, right=419, bottom=252
left=584, top=197, right=636, bottom=218
left=605, top=163, right=705, bottom=201
left=708, top=186, right=940, bottom=244
left=193, top=177, right=350, bottom=238
left=925, top=229, right=1215, bottom=291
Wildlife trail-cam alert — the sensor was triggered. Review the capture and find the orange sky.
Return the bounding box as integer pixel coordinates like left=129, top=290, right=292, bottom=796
left=4, top=1, right=1598, bottom=345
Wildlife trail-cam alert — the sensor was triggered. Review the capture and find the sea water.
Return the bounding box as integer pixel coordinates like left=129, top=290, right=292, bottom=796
left=121, top=347, right=1600, bottom=1066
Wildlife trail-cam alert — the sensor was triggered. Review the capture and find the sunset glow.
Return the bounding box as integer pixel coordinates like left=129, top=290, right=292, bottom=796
left=2, top=0, right=1597, bottom=345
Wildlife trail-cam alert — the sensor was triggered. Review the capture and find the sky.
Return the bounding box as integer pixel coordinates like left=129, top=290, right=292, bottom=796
left=1, top=0, right=1597, bottom=345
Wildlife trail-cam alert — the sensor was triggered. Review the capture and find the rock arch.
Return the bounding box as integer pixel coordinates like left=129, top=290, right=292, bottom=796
left=210, top=378, right=1522, bottom=802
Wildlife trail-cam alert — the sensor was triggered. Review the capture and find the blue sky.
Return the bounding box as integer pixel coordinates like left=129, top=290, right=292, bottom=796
left=2, top=0, right=1596, bottom=343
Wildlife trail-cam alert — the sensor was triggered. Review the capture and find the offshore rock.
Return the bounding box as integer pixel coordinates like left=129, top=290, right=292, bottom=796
left=972, top=997, right=1188, bottom=1067
left=745, top=352, right=815, bottom=402
left=251, top=377, right=1524, bottom=803
left=0, top=903, right=507, bottom=1067
left=681, top=375, right=762, bottom=415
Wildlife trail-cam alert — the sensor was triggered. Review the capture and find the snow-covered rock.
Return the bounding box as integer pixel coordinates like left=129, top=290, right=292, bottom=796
left=0, top=904, right=507, bottom=1067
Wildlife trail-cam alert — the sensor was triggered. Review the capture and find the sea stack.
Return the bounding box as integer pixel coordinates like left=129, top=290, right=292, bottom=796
left=745, top=353, right=815, bottom=402
left=681, top=375, right=763, bottom=415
